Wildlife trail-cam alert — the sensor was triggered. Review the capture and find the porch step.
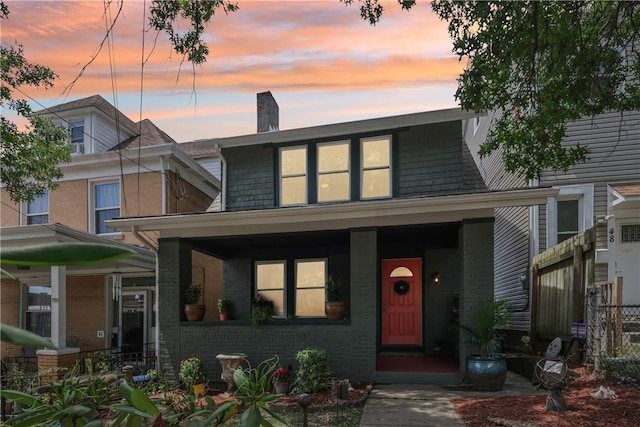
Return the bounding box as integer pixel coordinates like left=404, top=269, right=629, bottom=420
left=374, top=371, right=465, bottom=385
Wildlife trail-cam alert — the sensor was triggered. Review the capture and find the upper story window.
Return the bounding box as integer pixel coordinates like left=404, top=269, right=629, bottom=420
left=278, top=135, right=392, bottom=206
left=255, top=258, right=327, bottom=318
left=361, top=136, right=391, bottom=199
left=546, top=184, right=593, bottom=247
left=24, top=192, right=49, bottom=225
left=280, top=146, right=307, bottom=206
left=93, top=181, right=120, bottom=234
left=317, top=141, right=350, bottom=202
left=70, top=120, right=85, bottom=155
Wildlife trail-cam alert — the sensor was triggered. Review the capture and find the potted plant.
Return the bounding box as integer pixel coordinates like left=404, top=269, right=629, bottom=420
left=458, top=296, right=511, bottom=391
left=325, top=275, right=345, bottom=319
left=251, top=295, right=274, bottom=325
left=184, top=283, right=205, bottom=321
left=217, top=297, right=232, bottom=321
left=179, top=356, right=207, bottom=396
left=272, top=366, right=291, bottom=395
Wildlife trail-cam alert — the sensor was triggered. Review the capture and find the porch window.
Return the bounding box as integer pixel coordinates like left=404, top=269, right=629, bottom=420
left=24, top=192, right=49, bottom=225
left=361, top=136, right=391, bottom=199
left=256, top=261, right=286, bottom=316
left=92, top=181, right=120, bottom=234
left=255, top=258, right=328, bottom=318
left=280, top=146, right=307, bottom=206
left=295, top=260, right=326, bottom=317
left=24, top=285, right=51, bottom=338
left=317, top=142, right=350, bottom=202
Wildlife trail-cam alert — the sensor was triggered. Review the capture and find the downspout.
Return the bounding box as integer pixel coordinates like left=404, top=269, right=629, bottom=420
left=215, top=143, right=227, bottom=211
left=161, top=157, right=167, bottom=215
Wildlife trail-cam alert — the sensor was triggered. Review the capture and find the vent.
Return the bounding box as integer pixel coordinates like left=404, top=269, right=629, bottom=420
left=621, top=224, right=640, bottom=243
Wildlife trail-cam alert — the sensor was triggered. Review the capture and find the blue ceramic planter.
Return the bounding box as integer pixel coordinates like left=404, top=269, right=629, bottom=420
left=467, top=353, right=507, bottom=391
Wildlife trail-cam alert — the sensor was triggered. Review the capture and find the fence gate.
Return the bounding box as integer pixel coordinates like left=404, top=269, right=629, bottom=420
left=586, top=278, right=640, bottom=382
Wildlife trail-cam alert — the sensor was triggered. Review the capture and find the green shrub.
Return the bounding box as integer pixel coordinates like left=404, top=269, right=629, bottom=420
left=292, top=348, right=332, bottom=393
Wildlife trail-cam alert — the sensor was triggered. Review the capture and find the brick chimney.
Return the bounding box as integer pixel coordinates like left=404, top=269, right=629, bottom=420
left=257, top=91, right=279, bottom=133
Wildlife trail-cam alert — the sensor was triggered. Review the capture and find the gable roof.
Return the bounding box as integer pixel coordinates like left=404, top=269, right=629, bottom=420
left=191, top=108, right=477, bottom=148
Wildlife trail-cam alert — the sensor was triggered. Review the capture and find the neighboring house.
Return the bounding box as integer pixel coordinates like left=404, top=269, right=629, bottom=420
left=465, top=110, right=640, bottom=340
left=0, top=95, right=221, bottom=369
left=108, top=92, right=557, bottom=384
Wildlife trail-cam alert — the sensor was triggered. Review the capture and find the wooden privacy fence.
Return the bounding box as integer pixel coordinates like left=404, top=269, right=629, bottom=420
left=532, top=227, right=595, bottom=347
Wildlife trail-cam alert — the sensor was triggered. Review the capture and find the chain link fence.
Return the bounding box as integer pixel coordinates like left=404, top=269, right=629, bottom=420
left=586, top=283, right=640, bottom=386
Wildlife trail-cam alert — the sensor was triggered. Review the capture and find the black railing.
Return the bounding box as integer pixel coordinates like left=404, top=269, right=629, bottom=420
left=77, top=342, right=156, bottom=376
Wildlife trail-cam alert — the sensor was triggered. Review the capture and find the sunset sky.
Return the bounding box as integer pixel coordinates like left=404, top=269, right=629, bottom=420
left=3, top=0, right=465, bottom=142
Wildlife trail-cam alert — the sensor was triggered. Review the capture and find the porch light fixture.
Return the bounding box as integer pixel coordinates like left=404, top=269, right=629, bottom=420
left=432, top=272, right=440, bottom=284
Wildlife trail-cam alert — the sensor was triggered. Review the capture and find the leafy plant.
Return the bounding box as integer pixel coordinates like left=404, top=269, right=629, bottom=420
left=272, top=367, right=291, bottom=385
left=185, top=283, right=203, bottom=304
left=179, top=356, right=207, bottom=388
left=0, top=367, right=120, bottom=427
left=250, top=294, right=274, bottom=325
left=458, top=297, right=511, bottom=358
left=110, top=381, right=237, bottom=426
left=292, top=348, right=332, bottom=393
left=218, top=297, right=232, bottom=314
left=325, top=275, right=343, bottom=302
left=232, top=356, right=287, bottom=427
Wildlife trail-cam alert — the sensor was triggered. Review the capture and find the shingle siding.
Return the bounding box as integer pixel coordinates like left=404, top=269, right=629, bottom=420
left=398, top=122, right=463, bottom=197
left=224, top=146, right=275, bottom=211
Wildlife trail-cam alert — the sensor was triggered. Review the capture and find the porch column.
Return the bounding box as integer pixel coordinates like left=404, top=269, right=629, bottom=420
left=50, top=265, right=66, bottom=349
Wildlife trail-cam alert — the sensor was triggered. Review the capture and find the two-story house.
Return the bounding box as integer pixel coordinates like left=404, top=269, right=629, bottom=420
left=464, top=109, right=640, bottom=343
left=0, top=95, right=221, bottom=370
left=108, top=92, right=557, bottom=384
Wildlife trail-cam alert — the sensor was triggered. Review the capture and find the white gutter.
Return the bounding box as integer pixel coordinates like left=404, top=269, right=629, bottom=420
left=161, top=156, right=167, bottom=215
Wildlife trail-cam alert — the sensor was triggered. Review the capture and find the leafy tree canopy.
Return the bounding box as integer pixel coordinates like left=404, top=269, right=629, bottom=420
left=1, top=4, right=71, bottom=203
left=344, top=0, right=640, bottom=179
left=149, top=0, right=238, bottom=65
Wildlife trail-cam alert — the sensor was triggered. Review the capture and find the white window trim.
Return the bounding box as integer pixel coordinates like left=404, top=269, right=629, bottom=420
left=360, top=135, right=392, bottom=200
left=279, top=146, right=308, bottom=207
left=20, top=282, right=52, bottom=339
left=69, top=118, right=86, bottom=155
left=473, top=116, right=482, bottom=135
left=89, top=178, right=122, bottom=235
left=20, top=192, right=49, bottom=226
left=546, top=184, right=594, bottom=247
left=317, top=140, right=351, bottom=203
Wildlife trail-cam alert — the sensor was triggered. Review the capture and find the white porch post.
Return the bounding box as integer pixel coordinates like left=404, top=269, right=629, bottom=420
left=50, top=265, right=67, bottom=348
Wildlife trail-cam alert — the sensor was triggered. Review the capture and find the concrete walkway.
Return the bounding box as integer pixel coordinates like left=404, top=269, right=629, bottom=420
left=359, top=372, right=547, bottom=426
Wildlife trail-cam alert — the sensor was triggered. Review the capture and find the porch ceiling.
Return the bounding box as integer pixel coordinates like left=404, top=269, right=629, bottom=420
left=186, top=223, right=460, bottom=258
left=0, top=224, right=156, bottom=279
left=107, top=187, right=559, bottom=241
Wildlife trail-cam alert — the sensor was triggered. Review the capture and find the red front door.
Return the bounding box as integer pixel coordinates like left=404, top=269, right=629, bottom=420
left=381, top=258, right=422, bottom=346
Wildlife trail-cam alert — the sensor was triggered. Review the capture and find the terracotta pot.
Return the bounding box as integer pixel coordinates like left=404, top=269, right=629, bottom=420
left=184, top=304, right=206, bottom=321
left=325, top=301, right=346, bottom=319
left=219, top=313, right=228, bottom=321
